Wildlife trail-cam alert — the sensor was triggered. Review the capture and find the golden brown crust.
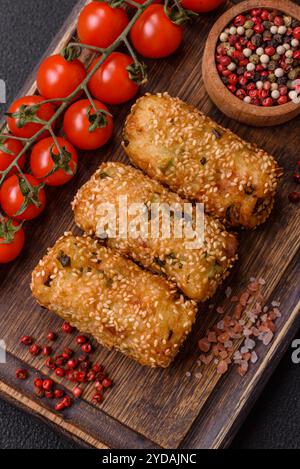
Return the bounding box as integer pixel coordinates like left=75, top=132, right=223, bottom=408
left=31, top=233, right=197, bottom=368
left=72, top=162, right=238, bottom=302
left=123, top=93, right=282, bottom=229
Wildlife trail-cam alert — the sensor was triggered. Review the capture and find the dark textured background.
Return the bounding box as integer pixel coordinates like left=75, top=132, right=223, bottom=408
left=0, top=0, right=299, bottom=449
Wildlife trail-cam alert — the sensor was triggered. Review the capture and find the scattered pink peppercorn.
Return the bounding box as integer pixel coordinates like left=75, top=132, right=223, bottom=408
left=29, top=344, right=41, bottom=356
left=47, top=332, right=56, bottom=342
left=55, top=367, right=66, bottom=378
left=16, top=369, right=28, bottom=380
left=293, top=173, right=300, bottom=184
left=289, top=191, right=300, bottom=203
left=34, top=378, right=43, bottom=389
left=42, top=379, right=53, bottom=391
left=62, top=322, right=74, bottom=334
left=42, top=346, right=52, bottom=357
left=81, top=343, right=92, bottom=354
left=73, top=387, right=83, bottom=398
left=54, top=389, right=64, bottom=399
left=76, top=335, right=87, bottom=345
left=20, top=335, right=33, bottom=346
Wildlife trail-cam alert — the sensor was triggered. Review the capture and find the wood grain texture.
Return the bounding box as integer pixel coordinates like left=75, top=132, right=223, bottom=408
left=0, top=0, right=299, bottom=449
left=202, top=0, right=300, bottom=126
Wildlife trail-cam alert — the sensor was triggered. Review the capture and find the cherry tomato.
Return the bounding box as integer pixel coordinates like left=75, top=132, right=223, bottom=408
left=77, top=2, right=129, bottom=48
left=63, top=99, right=113, bottom=151
left=37, top=55, right=86, bottom=101
left=7, top=96, right=56, bottom=140
left=0, top=173, right=46, bottom=221
left=0, top=138, right=26, bottom=178
left=130, top=5, right=183, bottom=59
left=30, top=137, right=78, bottom=187
left=181, top=0, right=225, bottom=13
left=0, top=217, right=25, bottom=264
left=88, top=53, right=139, bottom=105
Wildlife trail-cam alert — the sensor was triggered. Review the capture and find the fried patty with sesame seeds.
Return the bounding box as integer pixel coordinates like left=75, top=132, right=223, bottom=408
left=31, top=233, right=197, bottom=368
left=72, top=162, right=238, bottom=302
left=123, top=93, right=282, bottom=229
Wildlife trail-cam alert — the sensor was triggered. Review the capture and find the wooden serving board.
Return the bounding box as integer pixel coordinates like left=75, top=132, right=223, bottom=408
left=0, top=0, right=299, bottom=449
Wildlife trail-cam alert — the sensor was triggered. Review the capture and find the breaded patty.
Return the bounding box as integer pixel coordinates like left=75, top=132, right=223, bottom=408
left=31, top=234, right=197, bottom=368
left=72, top=162, right=238, bottom=302
left=123, top=93, right=282, bottom=229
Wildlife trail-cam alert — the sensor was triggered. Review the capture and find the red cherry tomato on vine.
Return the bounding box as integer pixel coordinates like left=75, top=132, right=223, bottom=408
left=30, top=137, right=78, bottom=187
left=0, top=217, right=25, bottom=264
left=0, top=138, right=26, bottom=178
left=0, top=173, right=46, bottom=221
left=77, top=2, right=129, bottom=49
left=181, top=0, right=225, bottom=13
left=88, top=52, right=139, bottom=105
left=7, top=96, right=56, bottom=140
left=130, top=5, right=183, bottom=59
left=37, top=55, right=87, bottom=102
left=63, top=99, right=113, bottom=151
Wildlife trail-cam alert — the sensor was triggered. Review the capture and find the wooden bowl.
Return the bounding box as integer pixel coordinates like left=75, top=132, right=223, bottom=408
left=202, top=0, right=300, bottom=126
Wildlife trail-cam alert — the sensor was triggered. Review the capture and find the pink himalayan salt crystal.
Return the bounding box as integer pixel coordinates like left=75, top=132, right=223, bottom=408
left=217, top=360, right=228, bottom=374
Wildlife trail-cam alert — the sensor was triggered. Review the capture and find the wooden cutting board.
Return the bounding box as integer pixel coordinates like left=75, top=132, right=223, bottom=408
left=0, top=0, right=299, bottom=449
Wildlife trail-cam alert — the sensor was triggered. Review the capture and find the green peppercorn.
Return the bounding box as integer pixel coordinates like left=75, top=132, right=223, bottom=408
left=283, top=16, right=292, bottom=27
left=249, top=54, right=259, bottom=64
left=271, top=53, right=280, bottom=62
left=244, top=20, right=254, bottom=29
left=287, top=79, right=294, bottom=88
left=227, top=47, right=235, bottom=57
left=286, top=57, right=294, bottom=65
left=268, top=61, right=276, bottom=71
left=268, top=73, right=276, bottom=83
left=245, top=29, right=254, bottom=39
left=251, top=34, right=262, bottom=47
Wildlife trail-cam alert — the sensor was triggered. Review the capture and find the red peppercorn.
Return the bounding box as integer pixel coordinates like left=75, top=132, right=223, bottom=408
left=293, top=50, right=300, bottom=60
left=274, top=15, right=283, bottom=26
left=294, top=173, right=300, bottom=184
left=262, top=97, right=273, bottom=107
left=278, top=95, right=288, bottom=105
left=20, top=335, right=33, bottom=346
left=47, top=332, right=56, bottom=342
left=45, top=391, right=54, bottom=399
left=16, top=369, right=28, bottom=380
left=260, top=9, right=270, bottom=21
left=81, top=343, right=92, bottom=354
left=247, top=82, right=256, bottom=91
left=250, top=8, right=261, bottom=17
left=265, top=46, right=275, bottom=56
left=43, top=379, right=53, bottom=391
left=244, top=71, right=254, bottom=80
left=34, top=378, right=43, bottom=389
left=45, top=357, right=56, bottom=369
left=222, top=69, right=231, bottom=77
left=76, top=335, right=87, bottom=345
left=102, top=378, right=112, bottom=388
left=67, top=358, right=78, bottom=369
left=55, top=367, right=66, bottom=378
left=42, top=346, right=52, bottom=357
left=253, top=23, right=264, bottom=34
left=234, top=14, right=245, bottom=26
left=229, top=35, right=238, bottom=46
left=293, top=27, right=300, bottom=40
left=228, top=73, right=238, bottom=85
left=288, top=191, right=300, bottom=203
left=249, top=89, right=257, bottom=98
left=236, top=89, right=246, bottom=100
left=54, top=389, right=64, bottom=399
left=232, top=50, right=244, bottom=61
left=73, top=387, right=83, bottom=398
left=29, top=344, right=41, bottom=356
left=62, top=322, right=74, bottom=334
left=217, top=44, right=227, bottom=56
left=219, top=55, right=231, bottom=67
